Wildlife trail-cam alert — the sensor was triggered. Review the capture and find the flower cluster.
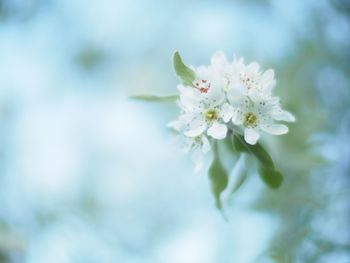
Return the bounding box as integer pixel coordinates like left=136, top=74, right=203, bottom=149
left=169, top=52, right=295, bottom=171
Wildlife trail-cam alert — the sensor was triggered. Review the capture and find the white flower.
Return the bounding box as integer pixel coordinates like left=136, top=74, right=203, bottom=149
left=228, top=58, right=276, bottom=98
left=177, top=85, right=233, bottom=140
left=183, top=134, right=211, bottom=172
left=168, top=115, right=211, bottom=172
left=169, top=51, right=296, bottom=171
left=168, top=112, right=193, bottom=132
left=189, top=62, right=226, bottom=95
left=168, top=117, right=212, bottom=172
left=210, top=51, right=235, bottom=89
left=229, top=91, right=295, bottom=145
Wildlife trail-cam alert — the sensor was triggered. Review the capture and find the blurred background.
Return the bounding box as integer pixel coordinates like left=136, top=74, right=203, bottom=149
left=0, top=0, right=349, bottom=262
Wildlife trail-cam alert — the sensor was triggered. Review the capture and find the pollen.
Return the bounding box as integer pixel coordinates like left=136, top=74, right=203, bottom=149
left=205, top=108, right=219, bottom=122
left=199, top=87, right=209, bottom=93
left=244, top=112, right=257, bottom=127
left=193, top=79, right=211, bottom=93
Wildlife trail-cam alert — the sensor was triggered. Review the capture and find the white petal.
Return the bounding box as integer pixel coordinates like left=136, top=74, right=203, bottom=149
left=227, top=84, right=246, bottom=104
left=272, top=110, right=296, bottom=122
left=180, top=113, right=195, bottom=123
left=179, top=94, right=202, bottom=113
left=177, top=85, right=202, bottom=100
left=231, top=109, right=243, bottom=125
left=261, top=70, right=276, bottom=95
left=248, top=88, right=262, bottom=102
left=261, top=124, right=288, bottom=135
left=207, top=122, right=228, bottom=140
left=177, top=84, right=191, bottom=94
left=209, top=76, right=225, bottom=92
left=247, top=62, right=260, bottom=73
left=178, top=83, right=203, bottom=99
left=211, top=51, right=228, bottom=67
left=167, top=114, right=193, bottom=131
left=184, top=120, right=207, bottom=137
left=262, top=79, right=276, bottom=95
left=221, top=103, right=234, bottom=123
left=201, top=135, right=211, bottom=154
left=168, top=120, right=183, bottom=131
left=192, top=148, right=204, bottom=173
left=244, top=128, right=260, bottom=145
left=207, top=89, right=225, bottom=107
left=179, top=136, right=194, bottom=153
left=257, top=99, right=275, bottom=115
left=262, top=69, right=274, bottom=83
left=195, top=66, right=213, bottom=81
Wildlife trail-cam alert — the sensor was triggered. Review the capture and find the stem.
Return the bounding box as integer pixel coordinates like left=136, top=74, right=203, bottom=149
left=212, top=139, right=219, bottom=157
left=229, top=127, right=254, bottom=155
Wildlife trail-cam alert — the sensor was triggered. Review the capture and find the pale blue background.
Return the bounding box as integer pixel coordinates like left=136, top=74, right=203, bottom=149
left=0, top=0, right=349, bottom=262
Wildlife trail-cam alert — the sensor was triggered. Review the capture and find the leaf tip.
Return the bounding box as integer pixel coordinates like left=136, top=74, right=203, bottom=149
left=259, top=166, right=284, bottom=189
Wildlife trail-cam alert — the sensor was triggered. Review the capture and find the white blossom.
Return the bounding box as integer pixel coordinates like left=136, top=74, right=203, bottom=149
left=169, top=51, right=295, bottom=170
left=168, top=120, right=211, bottom=172
left=228, top=57, right=276, bottom=98
left=228, top=90, right=295, bottom=145
left=177, top=84, right=233, bottom=140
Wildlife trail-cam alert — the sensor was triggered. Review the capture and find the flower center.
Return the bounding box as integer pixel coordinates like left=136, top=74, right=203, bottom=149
left=244, top=112, right=257, bottom=127
left=205, top=108, right=219, bottom=122
left=240, top=73, right=259, bottom=90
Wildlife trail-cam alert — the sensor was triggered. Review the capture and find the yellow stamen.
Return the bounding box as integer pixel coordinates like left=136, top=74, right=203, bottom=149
left=244, top=112, right=257, bottom=127
left=205, top=108, right=219, bottom=122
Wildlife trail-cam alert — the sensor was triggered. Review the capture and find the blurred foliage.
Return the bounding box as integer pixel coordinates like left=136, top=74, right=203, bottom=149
left=0, top=0, right=50, bottom=22
left=0, top=221, right=25, bottom=263
left=249, top=4, right=350, bottom=263
left=74, top=46, right=108, bottom=72
left=331, top=0, right=350, bottom=13
left=0, top=0, right=349, bottom=262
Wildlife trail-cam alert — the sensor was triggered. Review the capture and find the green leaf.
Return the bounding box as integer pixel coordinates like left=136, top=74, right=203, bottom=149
left=233, top=135, right=274, bottom=168
left=208, top=146, right=229, bottom=209
left=230, top=166, right=248, bottom=195
left=233, top=135, right=284, bottom=189
left=229, top=154, right=250, bottom=195
left=223, top=135, right=237, bottom=154
left=173, top=51, right=196, bottom=86
left=258, top=165, right=283, bottom=189
left=129, top=94, right=178, bottom=102
left=233, top=135, right=248, bottom=153
left=250, top=142, right=275, bottom=168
